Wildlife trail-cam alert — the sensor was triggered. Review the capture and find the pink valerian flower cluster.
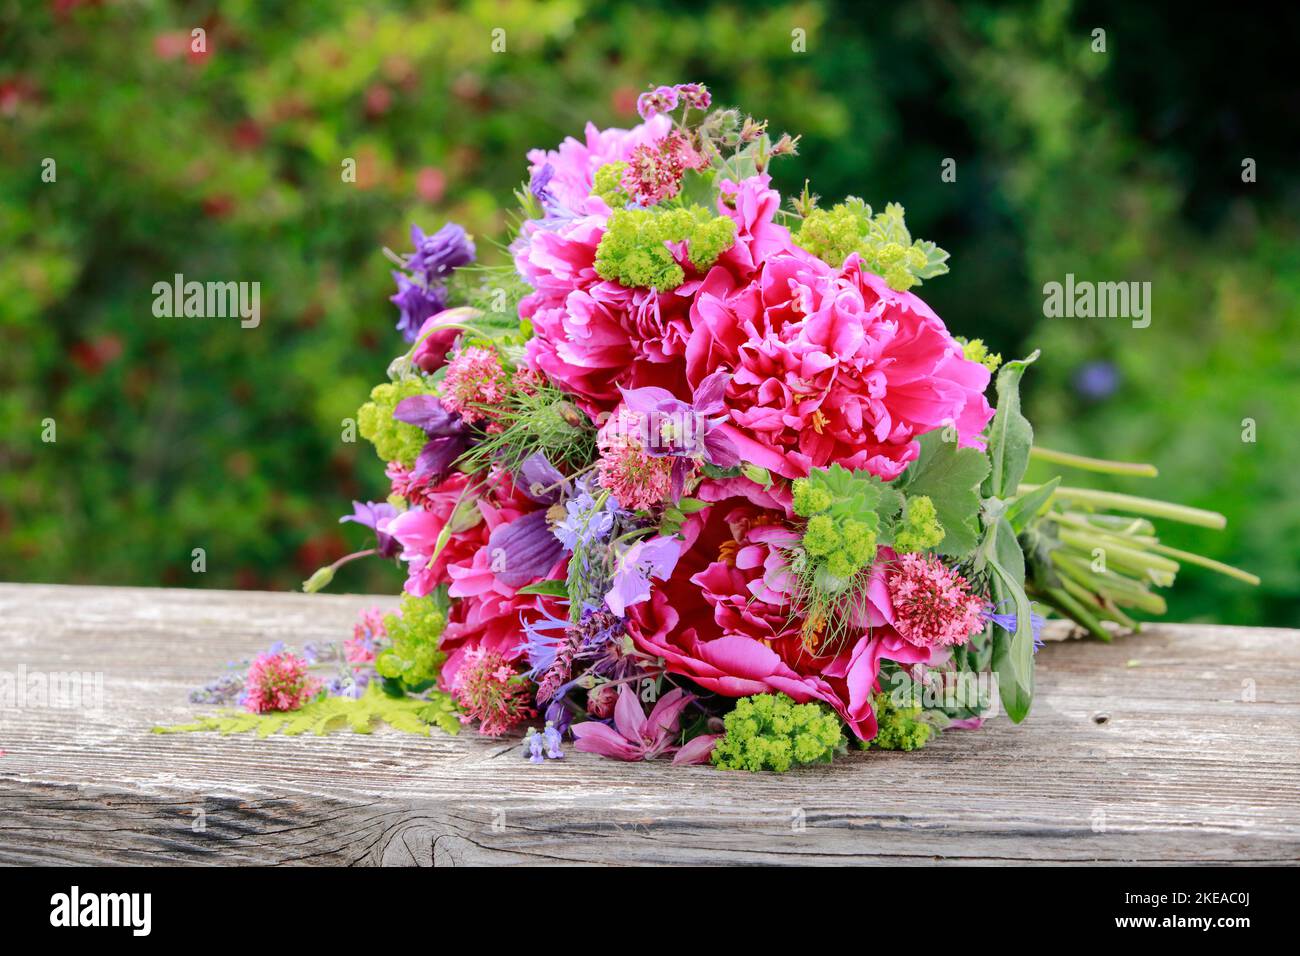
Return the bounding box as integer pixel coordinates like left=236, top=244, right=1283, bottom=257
left=450, top=646, right=536, bottom=736
left=243, top=649, right=322, bottom=714
left=621, top=130, right=706, bottom=207
left=345, top=609, right=386, bottom=665
left=596, top=406, right=674, bottom=511
left=440, top=346, right=507, bottom=425
left=887, top=553, right=987, bottom=649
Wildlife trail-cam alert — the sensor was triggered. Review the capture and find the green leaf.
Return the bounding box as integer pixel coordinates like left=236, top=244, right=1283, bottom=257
left=986, top=518, right=1035, bottom=722
left=676, top=497, right=711, bottom=514
left=1005, top=476, right=1061, bottom=533
left=897, top=431, right=991, bottom=557
left=985, top=351, right=1039, bottom=499
left=516, top=579, right=569, bottom=597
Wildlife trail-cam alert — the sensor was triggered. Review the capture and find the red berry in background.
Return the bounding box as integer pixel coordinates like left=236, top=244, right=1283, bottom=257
left=70, top=335, right=123, bottom=375
left=416, top=166, right=446, bottom=204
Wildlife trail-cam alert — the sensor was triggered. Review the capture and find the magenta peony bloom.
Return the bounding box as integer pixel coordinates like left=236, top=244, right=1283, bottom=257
left=685, top=238, right=995, bottom=480
left=571, top=685, right=694, bottom=761
left=624, top=493, right=939, bottom=740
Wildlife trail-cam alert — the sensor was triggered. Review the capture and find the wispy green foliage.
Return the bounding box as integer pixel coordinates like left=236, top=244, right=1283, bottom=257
left=795, top=199, right=949, bottom=290
left=711, top=693, right=846, bottom=772
left=153, top=683, right=459, bottom=737
left=453, top=381, right=595, bottom=476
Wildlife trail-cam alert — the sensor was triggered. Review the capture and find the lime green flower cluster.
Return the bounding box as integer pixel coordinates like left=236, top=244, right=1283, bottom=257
left=376, top=593, right=447, bottom=688
left=958, top=337, right=1003, bottom=372
left=591, top=161, right=631, bottom=208
left=793, top=473, right=878, bottom=583
left=594, top=206, right=736, bottom=291
left=357, top=379, right=435, bottom=467
left=712, top=693, right=846, bottom=772
left=862, top=692, right=935, bottom=751
left=794, top=198, right=950, bottom=291
left=892, top=495, right=946, bottom=554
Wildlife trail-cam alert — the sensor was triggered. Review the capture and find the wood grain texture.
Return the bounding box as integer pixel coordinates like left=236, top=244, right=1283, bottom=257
left=0, top=583, right=1297, bottom=865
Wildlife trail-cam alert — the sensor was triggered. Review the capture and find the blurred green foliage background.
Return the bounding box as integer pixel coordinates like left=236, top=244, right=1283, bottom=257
left=2, top=0, right=1296, bottom=625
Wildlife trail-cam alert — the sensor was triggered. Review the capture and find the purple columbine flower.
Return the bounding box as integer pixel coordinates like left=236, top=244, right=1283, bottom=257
left=406, top=222, right=475, bottom=280
left=340, top=500, right=401, bottom=558
left=605, top=535, right=681, bottom=617
left=529, top=162, right=557, bottom=210
left=392, top=394, right=472, bottom=483
left=488, top=510, right=566, bottom=588
left=618, top=369, right=741, bottom=498
left=390, top=272, right=448, bottom=342
left=637, top=85, right=679, bottom=120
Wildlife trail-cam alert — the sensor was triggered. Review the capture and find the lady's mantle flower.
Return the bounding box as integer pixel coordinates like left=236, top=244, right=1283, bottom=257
left=451, top=646, right=535, bottom=736
left=242, top=649, right=322, bottom=714
left=523, top=722, right=564, bottom=763
left=606, top=535, right=681, bottom=617
left=571, top=684, right=694, bottom=761
left=887, top=553, right=986, bottom=649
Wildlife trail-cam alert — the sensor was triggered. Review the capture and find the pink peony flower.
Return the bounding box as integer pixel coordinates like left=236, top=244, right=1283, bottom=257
left=685, top=244, right=995, bottom=480
left=624, top=493, right=939, bottom=740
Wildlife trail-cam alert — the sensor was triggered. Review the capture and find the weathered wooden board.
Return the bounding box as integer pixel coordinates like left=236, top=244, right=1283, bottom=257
left=0, top=583, right=1296, bottom=865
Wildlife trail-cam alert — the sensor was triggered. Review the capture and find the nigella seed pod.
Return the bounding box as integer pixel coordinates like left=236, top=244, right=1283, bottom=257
left=553, top=400, right=585, bottom=430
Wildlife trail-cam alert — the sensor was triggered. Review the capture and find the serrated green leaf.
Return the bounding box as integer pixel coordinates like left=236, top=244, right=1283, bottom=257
left=898, top=431, right=991, bottom=557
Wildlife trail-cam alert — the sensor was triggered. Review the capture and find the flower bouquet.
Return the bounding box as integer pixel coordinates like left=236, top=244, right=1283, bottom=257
left=171, top=84, right=1256, bottom=771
